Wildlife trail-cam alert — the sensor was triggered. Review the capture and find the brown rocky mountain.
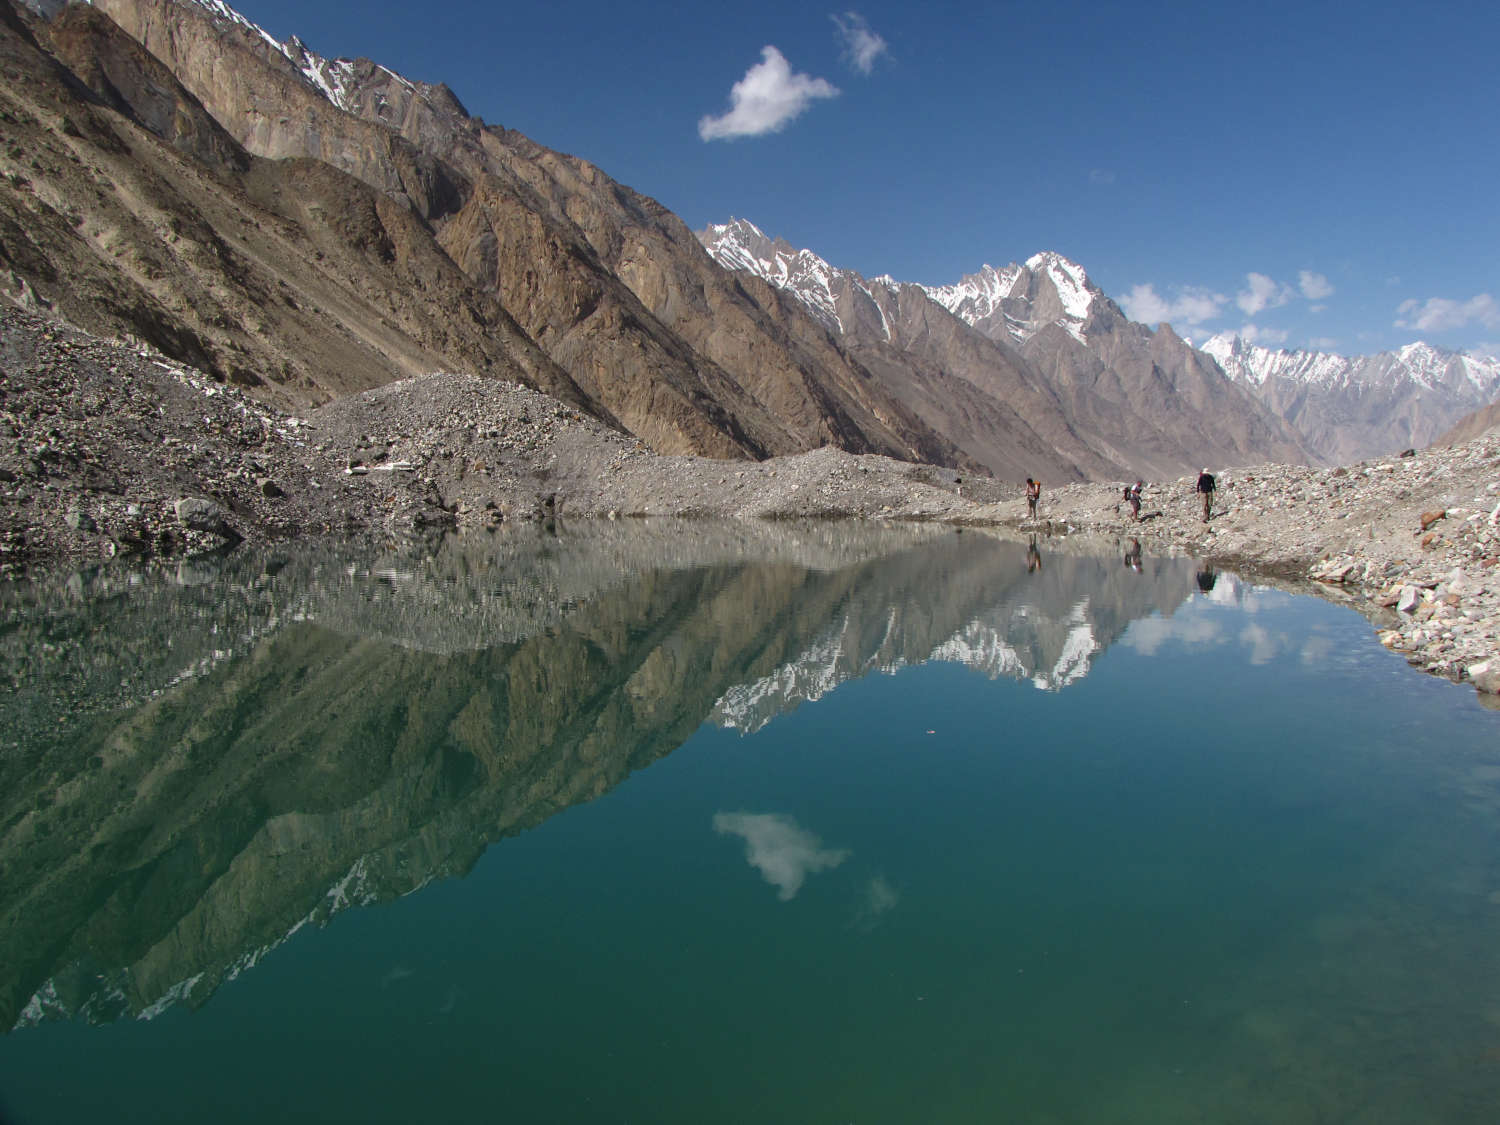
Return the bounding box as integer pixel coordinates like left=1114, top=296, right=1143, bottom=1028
left=2, top=0, right=1323, bottom=487
left=2, top=0, right=979, bottom=467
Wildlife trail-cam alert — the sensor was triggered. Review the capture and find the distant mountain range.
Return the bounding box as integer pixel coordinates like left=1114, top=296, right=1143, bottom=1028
left=1198, top=334, right=1500, bottom=463
left=700, top=220, right=1500, bottom=466
left=2, top=0, right=1494, bottom=481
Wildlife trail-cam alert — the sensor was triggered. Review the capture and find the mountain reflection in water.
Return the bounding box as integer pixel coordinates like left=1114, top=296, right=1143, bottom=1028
left=1, top=521, right=1208, bottom=1031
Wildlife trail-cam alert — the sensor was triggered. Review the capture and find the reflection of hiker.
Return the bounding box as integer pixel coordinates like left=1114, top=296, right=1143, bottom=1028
left=1196, top=567, right=1217, bottom=593
left=1123, top=480, right=1142, bottom=519
left=1027, top=535, right=1042, bottom=573
left=1025, top=477, right=1042, bottom=519
left=1195, top=468, right=1217, bottom=522
left=1123, top=537, right=1142, bottom=572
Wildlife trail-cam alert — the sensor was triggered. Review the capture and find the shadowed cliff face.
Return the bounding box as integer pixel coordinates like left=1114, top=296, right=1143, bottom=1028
left=1, top=523, right=1205, bottom=1031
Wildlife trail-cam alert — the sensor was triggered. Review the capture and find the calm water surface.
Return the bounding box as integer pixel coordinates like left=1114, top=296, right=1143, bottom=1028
left=2, top=522, right=1499, bottom=1123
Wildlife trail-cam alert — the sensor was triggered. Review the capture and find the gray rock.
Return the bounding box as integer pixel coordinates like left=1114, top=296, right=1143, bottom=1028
left=173, top=497, right=240, bottom=541
left=1396, top=585, right=1423, bottom=615
left=64, top=507, right=96, bottom=532
left=1468, top=658, right=1500, bottom=695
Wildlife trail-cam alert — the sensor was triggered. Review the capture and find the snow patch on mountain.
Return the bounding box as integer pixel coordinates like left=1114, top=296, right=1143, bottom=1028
left=921, top=253, right=1094, bottom=345
left=701, top=220, right=1098, bottom=348
left=700, top=219, right=848, bottom=334
left=1027, top=252, right=1094, bottom=325
left=921, top=263, right=1025, bottom=324
left=168, top=0, right=411, bottom=114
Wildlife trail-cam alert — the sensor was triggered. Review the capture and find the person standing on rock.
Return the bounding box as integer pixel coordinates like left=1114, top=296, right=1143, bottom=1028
left=1125, top=480, right=1142, bottom=520
left=1196, top=468, right=1216, bottom=522
left=1025, top=477, right=1041, bottom=519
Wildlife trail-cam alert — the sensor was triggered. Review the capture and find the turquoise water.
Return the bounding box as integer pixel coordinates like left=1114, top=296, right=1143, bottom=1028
left=3, top=524, right=1499, bottom=1123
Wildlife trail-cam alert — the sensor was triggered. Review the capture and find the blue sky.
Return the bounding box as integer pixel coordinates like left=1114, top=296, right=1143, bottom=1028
left=216, top=0, right=1496, bottom=357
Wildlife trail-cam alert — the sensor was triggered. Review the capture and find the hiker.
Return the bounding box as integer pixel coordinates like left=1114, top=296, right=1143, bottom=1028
left=1124, top=479, right=1142, bottom=520
left=1195, top=467, right=1216, bottom=522
left=1025, top=477, right=1041, bottom=519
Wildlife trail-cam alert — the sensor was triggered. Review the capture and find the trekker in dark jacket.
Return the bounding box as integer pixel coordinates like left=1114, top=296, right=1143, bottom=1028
left=1195, top=469, right=1216, bottom=522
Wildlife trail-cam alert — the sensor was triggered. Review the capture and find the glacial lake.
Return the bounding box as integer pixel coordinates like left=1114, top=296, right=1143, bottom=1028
left=2, top=521, right=1499, bottom=1124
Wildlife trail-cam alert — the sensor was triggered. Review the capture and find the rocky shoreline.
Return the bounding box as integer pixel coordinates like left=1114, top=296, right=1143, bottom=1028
left=3, top=303, right=1497, bottom=703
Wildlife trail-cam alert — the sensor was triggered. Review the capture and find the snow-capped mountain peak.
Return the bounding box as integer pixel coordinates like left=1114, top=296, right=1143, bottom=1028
left=1023, top=251, right=1095, bottom=327
left=1201, top=333, right=1500, bottom=397
left=700, top=220, right=1098, bottom=348
left=920, top=252, right=1095, bottom=345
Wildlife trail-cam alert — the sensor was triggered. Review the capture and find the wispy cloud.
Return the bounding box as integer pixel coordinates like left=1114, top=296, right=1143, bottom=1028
left=1298, top=271, right=1334, bottom=300
left=699, top=47, right=839, bottom=141
left=832, top=11, right=888, bottom=75
left=1119, top=283, right=1227, bottom=327
left=1236, top=272, right=1295, bottom=316
left=1088, top=168, right=1116, bottom=185
left=714, top=811, right=850, bottom=900
left=854, top=873, right=900, bottom=928
left=1394, top=293, right=1500, bottom=333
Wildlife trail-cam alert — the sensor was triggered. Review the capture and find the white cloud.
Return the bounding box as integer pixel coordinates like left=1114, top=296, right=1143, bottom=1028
left=1119, top=283, right=1227, bottom=327
left=1088, top=168, right=1116, bottom=185
left=1237, top=272, right=1295, bottom=316
left=714, top=811, right=850, bottom=900
left=1308, top=336, right=1341, bottom=350
left=699, top=47, right=839, bottom=141
left=1298, top=271, right=1334, bottom=300
left=1239, top=323, right=1289, bottom=346
left=832, top=11, right=888, bottom=75
left=1394, top=293, right=1500, bottom=333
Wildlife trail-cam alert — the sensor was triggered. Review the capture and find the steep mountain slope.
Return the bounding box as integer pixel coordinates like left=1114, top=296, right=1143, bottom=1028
left=1201, top=334, right=1500, bottom=461
left=1435, top=397, right=1500, bottom=446
left=75, top=0, right=973, bottom=467
left=701, top=220, right=1312, bottom=478
left=0, top=0, right=589, bottom=412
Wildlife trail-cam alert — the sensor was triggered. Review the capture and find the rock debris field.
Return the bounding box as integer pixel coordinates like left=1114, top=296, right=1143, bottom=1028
left=3, top=302, right=1498, bottom=703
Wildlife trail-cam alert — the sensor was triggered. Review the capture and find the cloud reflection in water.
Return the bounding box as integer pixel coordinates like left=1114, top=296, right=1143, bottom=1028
left=713, top=812, right=850, bottom=901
